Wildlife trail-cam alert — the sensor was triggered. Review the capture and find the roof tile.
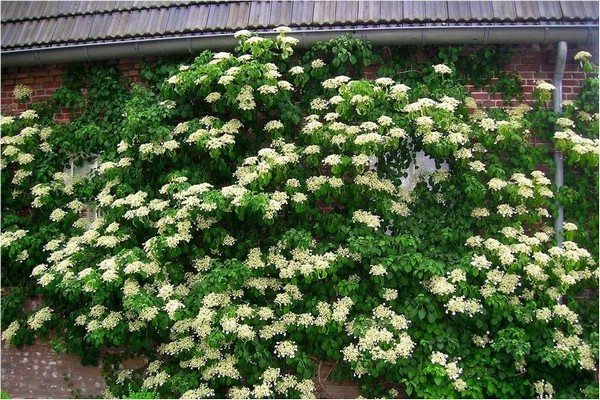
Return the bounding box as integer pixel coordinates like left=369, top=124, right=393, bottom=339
left=15, top=20, right=41, bottom=47
left=269, top=1, right=293, bottom=27
left=335, top=0, right=358, bottom=25
left=248, top=1, right=272, bottom=28
left=40, top=2, right=62, bottom=18
left=20, top=2, right=45, bottom=20
left=426, top=1, right=448, bottom=21
left=1, top=2, right=19, bottom=20
left=447, top=1, right=472, bottom=22
left=313, top=0, right=336, bottom=26
left=514, top=1, right=541, bottom=21
left=469, top=1, right=494, bottom=21
left=33, top=18, right=57, bottom=44
left=536, top=1, right=563, bottom=20
left=57, top=1, right=82, bottom=17
left=180, top=5, right=210, bottom=32
left=291, top=0, right=315, bottom=26
left=380, top=1, right=403, bottom=23
left=165, top=6, right=190, bottom=34
left=125, top=9, right=151, bottom=37
left=561, top=1, right=596, bottom=20
left=113, top=1, right=138, bottom=12
left=227, top=1, right=251, bottom=30
left=50, top=16, right=78, bottom=43
left=145, top=7, right=171, bottom=35
left=403, top=1, right=426, bottom=22
left=89, top=13, right=114, bottom=40
left=206, top=2, right=231, bottom=31
left=582, top=1, right=600, bottom=19
left=70, top=14, right=96, bottom=41
left=357, top=0, right=381, bottom=24
left=492, top=1, right=517, bottom=20
left=0, top=22, right=19, bottom=46
left=78, top=1, right=105, bottom=14
left=106, top=11, right=131, bottom=39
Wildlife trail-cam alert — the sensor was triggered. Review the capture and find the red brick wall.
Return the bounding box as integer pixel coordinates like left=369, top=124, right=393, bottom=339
left=1, top=43, right=596, bottom=123
left=1, top=338, right=107, bottom=398
left=1, top=63, right=64, bottom=118
left=467, top=43, right=596, bottom=107
left=1, top=336, right=361, bottom=399
left=1, top=58, right=145, bottom=123
left=0, top=42, right=596, bottom=399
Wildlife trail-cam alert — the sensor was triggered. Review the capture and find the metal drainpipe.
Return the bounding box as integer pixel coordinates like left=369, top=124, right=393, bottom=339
left=553, top=41, right=568, bottom=247
left=553, top=41, right=567, bottom=306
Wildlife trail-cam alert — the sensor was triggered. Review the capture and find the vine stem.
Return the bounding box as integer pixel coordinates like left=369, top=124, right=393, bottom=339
left=308, top=356, right=336, bottom=398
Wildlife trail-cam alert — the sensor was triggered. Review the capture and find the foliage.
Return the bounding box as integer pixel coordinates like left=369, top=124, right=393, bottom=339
left=1, top=30, right=598, bottom=399
left=376, top=44, right=523, bottom=102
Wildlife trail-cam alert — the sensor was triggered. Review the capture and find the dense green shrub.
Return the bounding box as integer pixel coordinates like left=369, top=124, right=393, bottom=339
left=1, top=30, right=598, bottom=398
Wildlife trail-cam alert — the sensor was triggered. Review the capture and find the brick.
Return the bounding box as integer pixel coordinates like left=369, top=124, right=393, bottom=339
left=30, top=69, right=51, bottom=78
left=513, top=64, right=538, bottom=72
left=470, top=92, right=491, bottom=101
left=562, top=79, right=582, bottom=87
left=44, top=81, right=62, bottom=89
left=37, top=76, right=55, bottom=83
left=518, top=72, right=535, bottom=79
left=522, top=55, right=545, bottom=65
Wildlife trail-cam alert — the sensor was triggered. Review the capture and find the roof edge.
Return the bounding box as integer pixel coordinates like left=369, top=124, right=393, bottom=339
left=2, top=25, right=598, bottom=68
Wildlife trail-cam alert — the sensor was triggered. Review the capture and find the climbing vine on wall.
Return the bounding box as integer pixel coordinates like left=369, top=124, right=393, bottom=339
left=1, top=31, right=598, bottom=399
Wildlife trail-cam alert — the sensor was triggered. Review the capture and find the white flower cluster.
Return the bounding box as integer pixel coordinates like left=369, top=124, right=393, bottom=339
left=274, top=340, right=298, bottom=358
left=322, top=75, right=351, bottom=89
left=480, top=268, right=521, bottom=297
left=574, top=51, right=592, bottom=61
left=266, top=245, right=337, bottom=279
left=20, top=109, right=38, bottom=120
left=234, top=142, right=299, bottom=188
left=369, top=264, right=387, bottom=276
left=533, top=379, right=554, bottom=399
left=433, top=64, right=453, bottom=75
left=536, top=81, right=556, bottom=92
left=554, top=127, right=599, bottom=163
left=13, top=84, right=33, bottom=100
left=445, top=295, right=482, bottom=316
left=471, top=332, right=492, bottom=348
left=343, top=307, right=414, bottom=369
left=355, top=171, right=395, bottom=194
left=27, top=307, right=53, bottom=330
left=430, top=352, right=467, bottom=392
left=0, top=229, right=28, bottom=247
left=181, top=384, right=215, bottom=399
left=1, top=321, right=20, bottom=342
left=427, top=275, right=456, bottom=296
left=352, top=210, right=381, bottom=229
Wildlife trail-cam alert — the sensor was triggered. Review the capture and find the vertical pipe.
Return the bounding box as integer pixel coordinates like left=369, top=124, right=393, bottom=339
left=552, top=41, right=568, bottom=246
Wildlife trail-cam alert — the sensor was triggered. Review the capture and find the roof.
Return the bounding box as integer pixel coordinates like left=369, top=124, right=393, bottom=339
left=1, top=1, right=598, bottom=67
left=2, top=1, right=598, bottom=50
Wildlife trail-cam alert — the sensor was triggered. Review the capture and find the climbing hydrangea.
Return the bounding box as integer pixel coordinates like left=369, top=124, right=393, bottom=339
left=0, top=28, right=597, bottom=400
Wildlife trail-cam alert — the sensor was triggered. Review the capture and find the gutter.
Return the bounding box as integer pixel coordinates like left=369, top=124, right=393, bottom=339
left=1, top=25, right=598, bottom=67
left=553, top=41, right=568, bottom=247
